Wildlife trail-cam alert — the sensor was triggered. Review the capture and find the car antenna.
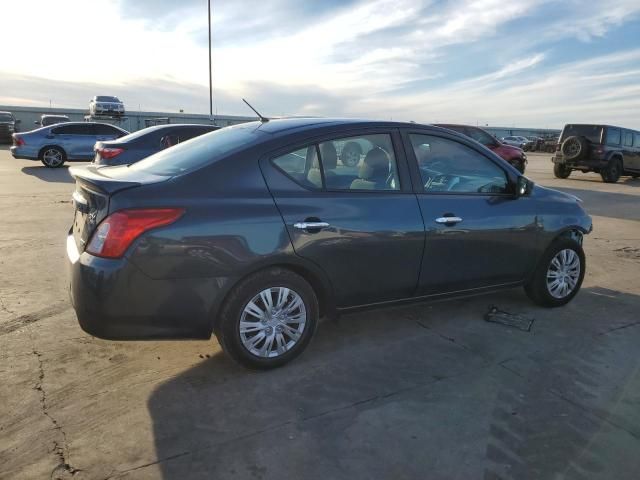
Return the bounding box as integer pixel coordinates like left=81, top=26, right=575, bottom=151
left=242, top=98, right=269, bottom=123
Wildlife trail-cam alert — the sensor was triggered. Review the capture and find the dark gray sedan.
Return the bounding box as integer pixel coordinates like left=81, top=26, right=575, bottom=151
left=11, top=122, right=128, bottom=167
left=68, top=118, right=592, bottom=369
left=94, top=124, right=220, bottom=166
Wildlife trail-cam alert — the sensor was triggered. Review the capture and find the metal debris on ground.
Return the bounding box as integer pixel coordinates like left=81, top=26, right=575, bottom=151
left=484, top=305, right=535, bottom=332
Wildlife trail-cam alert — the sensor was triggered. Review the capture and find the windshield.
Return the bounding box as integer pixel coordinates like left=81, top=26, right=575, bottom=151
left=561, top=124, right=603, bottom=144
left=130, top=123, right=266, bottom=176
left=96, top=96, right=119, bottom=102
left=0, top=113, right=14, bottom=122
left=466, top=128, right=496, bottom=147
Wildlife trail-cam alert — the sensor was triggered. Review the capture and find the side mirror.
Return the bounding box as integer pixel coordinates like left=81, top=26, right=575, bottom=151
left=515, top=176, right=530, bottom=198
left=15, top=119, right=21, bottom=124
left=34, top=121, right=40, bottom=125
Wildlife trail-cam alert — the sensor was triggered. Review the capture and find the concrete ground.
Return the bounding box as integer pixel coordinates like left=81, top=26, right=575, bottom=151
left=1, top=146, right=639, bottom=480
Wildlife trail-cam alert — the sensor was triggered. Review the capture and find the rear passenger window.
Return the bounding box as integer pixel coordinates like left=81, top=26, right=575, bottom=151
left=272, top=146, right=319, bottom=189
left=319, top=134, right=400, bottom=191
left=635, top=133, right=640, bottom=147
left=410, top=134, right=509, bottom=194
left=606, top=128, right=621, bottom=145
left=624, top=131, right=633, bottom=147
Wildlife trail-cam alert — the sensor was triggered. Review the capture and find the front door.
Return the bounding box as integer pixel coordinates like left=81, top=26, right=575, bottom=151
left=404, top=130, right=539, bottom=295
left=262, top=129, right=425, bottom=307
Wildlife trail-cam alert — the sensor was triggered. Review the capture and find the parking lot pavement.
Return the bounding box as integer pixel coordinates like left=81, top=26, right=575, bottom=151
left=1, top=146, right=640, bottom=479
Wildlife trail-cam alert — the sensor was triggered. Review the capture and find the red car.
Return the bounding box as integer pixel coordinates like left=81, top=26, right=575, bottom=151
left=434, top=124, right=527, bottom=173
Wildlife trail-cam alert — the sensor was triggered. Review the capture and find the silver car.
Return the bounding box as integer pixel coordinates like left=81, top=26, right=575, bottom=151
left=89, top=96, right=125, bottom=117
left=10, top=122, right=128, bottom=168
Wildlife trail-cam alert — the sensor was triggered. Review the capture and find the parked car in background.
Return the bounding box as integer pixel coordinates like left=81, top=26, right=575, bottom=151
left=89, top=96, right=125, bottom=117
left=552, top=124, right=640, bottom=183
left=35, top=114, right=70, bottom=127
left=526, top=136, right=545, bottom=151
left=67, top=118, right=590, bottom=370
left=0, top=111, right=20, bottom=143
left=94, top=124, right=220, bottom=166
left=11, top=122, right=128, bottom=167
left=501, top=136, right=530, bottom=149
left=434, top=124, right=527, bottom=173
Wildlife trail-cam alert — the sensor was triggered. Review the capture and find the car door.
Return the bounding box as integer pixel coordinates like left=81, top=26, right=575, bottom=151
left=261, top=129, right=425, bottom=307
left=48, top=124, right=82, bottom=159
left=403, top=129, right=539, bottom=295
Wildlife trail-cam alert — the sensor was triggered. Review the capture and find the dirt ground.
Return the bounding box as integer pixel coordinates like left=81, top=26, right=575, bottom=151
left=1, top=146, right=639, bottom=480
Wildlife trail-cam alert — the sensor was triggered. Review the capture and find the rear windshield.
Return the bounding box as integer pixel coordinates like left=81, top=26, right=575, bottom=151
left=561, top=125, right=603, bottom=144
left=129, top=123, right=265, bottom=176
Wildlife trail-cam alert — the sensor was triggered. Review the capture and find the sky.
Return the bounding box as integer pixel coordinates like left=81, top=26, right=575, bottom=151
left=1, top=0, right=640, bottom=128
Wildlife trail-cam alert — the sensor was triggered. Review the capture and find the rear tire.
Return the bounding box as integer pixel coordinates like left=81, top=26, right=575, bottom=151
left=524, top=238, right=585, bottom=308
left=553, top=163, right=571, bottom=179
left=216, top=268, right=319, bottom=370
left=601, top=158, right=622, bottom=183
left=39, top=146, right=66, bottom=168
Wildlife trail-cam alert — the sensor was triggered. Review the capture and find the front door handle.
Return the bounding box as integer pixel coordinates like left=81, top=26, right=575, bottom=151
left=293, top=221, right=330, bottom=230
left=435, top=216, right=462, bottom=224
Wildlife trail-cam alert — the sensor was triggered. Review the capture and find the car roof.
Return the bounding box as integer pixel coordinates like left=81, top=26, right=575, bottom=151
left=241, top=117, right=432, bottom=136
left=0, top=111, right=13, bottom=115
left=42, top=114, right=70, bottom=118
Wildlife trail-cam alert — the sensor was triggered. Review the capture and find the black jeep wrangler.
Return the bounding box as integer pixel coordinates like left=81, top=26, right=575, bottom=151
left=552, top=124, right=640, bottom=183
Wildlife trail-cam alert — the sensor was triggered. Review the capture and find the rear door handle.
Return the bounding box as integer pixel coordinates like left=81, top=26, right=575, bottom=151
left=435, top=216, right=462, bottom=224
left=293, top=222, right=330, bottom=230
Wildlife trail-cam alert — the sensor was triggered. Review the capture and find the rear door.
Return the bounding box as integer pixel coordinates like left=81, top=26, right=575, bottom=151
left=261, top=129, right=425, bottom=307
left=403, top=129, right=538, bottom=295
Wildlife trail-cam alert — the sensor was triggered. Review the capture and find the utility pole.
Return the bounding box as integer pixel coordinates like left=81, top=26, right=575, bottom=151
left=208, top=0, right=213, bottom=123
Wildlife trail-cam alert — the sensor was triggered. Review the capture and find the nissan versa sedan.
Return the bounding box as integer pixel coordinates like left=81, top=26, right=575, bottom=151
left=67, top=118, right=592, bottom=369
left=11, top=122, right=128, bottom=167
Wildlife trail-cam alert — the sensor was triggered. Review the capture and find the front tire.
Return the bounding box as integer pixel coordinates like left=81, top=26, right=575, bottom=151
left=40, top=146, right=66, bottom=168
left=525, top=239, right=585, bottom=308
left=216, top=268, right=319, bottom=370
left=553, top=163, right=571, bottom=179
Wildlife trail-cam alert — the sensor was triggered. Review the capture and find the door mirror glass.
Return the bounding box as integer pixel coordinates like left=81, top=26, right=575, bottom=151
left=516, top=176, right=530, bottom=197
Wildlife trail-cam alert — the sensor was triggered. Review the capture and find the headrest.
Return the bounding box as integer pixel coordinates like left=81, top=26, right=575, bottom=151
left=359, top=147, right=390, bottom=180
left=320, top=142, right=338, bottom=169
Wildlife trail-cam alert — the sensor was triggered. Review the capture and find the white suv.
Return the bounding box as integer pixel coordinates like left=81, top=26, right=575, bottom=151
left=89, top=96, right=125, bottom=117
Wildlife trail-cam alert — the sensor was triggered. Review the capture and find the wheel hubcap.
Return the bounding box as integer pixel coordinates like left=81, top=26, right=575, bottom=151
left=43, top=149, right=62, bottom=166
left=239, top=287, right=307, bottom=358
left=565, top=139, right=580, bottom=157
left=546, top=249, right=580, bottom=299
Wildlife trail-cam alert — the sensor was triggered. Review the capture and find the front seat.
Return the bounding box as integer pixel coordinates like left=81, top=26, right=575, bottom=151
left=350, top=147, right=390, bottom=190
left=307, top=142, right=338, bottom=187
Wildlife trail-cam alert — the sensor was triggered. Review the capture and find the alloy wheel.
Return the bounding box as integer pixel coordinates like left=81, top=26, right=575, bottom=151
left=239, top=287, right=307, bottom=358
left=42, top=148, right=63, bottom=167
left=546, top=249, right=581, bottom=299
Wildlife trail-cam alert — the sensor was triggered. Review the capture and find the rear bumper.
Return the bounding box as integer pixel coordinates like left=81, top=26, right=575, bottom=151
left=10, top=146, right=38, bottom=160
left=67, top=235, right=223, bottom=340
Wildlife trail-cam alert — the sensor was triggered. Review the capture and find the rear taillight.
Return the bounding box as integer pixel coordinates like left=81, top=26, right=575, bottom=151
left=86, top=208, right=185, bottom=258
left=97, top=147, right=124, bottom=159
left=13, top=135, right=24, bottom=147
left=556, top=143, right=561, bottom=151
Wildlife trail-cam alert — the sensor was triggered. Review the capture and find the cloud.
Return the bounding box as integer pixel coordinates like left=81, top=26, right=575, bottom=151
left=2, top=0, right=640, bottom=129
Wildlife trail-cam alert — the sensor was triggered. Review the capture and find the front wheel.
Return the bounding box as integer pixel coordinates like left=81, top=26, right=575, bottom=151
left=524, top=239, right=585, bottom=308
left=216, top=268, right=319, bottom=370
left=553, top=163, right=571, bottom=179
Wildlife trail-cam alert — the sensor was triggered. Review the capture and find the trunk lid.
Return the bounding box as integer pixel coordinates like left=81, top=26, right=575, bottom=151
left=69, top=164, right=168, bottom=251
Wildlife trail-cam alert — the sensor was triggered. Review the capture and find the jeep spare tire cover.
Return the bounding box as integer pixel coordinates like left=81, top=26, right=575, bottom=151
left=561, top=136, right=588, bottom=161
